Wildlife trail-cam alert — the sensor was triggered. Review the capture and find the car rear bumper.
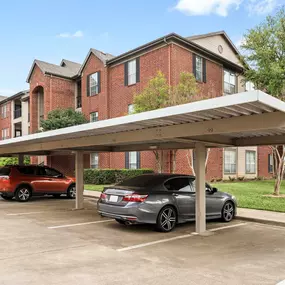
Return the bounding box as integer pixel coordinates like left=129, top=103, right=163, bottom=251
left=97, top=201, right=158, bottom=224
left=0, top=191, right=14, bottom=197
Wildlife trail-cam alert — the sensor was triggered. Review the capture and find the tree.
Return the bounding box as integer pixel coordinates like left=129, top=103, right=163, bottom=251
left=133, top=71, right=170, bottom=172
left=40, top=108, right=88, bottom=131
left=241, top=7, right=285, bottom=195
left=0, top=156, right=30, bottom=166
left=133, top=71, right=202, bottom=173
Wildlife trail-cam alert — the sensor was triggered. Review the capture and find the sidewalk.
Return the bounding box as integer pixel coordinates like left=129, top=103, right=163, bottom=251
left=237, top=208, right=285, bottom=227
left=83, top=190, right=285, bottom=227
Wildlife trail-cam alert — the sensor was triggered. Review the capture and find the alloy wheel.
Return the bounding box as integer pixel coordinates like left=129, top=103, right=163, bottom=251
left=18, top=188, right=30, bottom=201
left=160, top=207, right=176, bottom=231
left=223, top=202, right=234, bottom=222
left=69, top=186, right=76, bottom=198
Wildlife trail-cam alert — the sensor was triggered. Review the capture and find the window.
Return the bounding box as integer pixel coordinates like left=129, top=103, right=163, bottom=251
left=37, top=167, right=62, bottom=177
left=125, top=151, right=140, bottom=169
left=193, top=54, right=206, bottom=82
left=224, top=149, right=237, bottom=174
left=246, top=151, right=256, bottom=174
left=268, top=154, right=274, bottom=173
left=90, top=112, right=98, bottom=122
left=87, top=72, right=100, bottom=96
left=164, top=178, right=192, bottom=192
left=196, top=56, right=203, bottom=82
left=1, top=128, right=9, bottom=140
left=17, top=166, right=36, bottom=175
left=128, top=104, right=134, bottom=115
left=224, top=70, right=236, bottom=95
left=124, top=58, right=140, bottom=86
left=245, top=81, right=255, bottom=92
left=1, top=104, right=7, bottom=118
left=90, top=153, right=99, bottom=169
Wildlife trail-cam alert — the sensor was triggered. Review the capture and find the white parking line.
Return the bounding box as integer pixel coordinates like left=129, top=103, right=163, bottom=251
left=117, top=222, right=248, bottom=252
left=6, top=211, right=45, bottom=216
left=48, top=219, right=113, bottom=229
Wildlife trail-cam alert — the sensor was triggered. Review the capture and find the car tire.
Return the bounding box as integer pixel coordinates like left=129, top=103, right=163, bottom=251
left=53, top=194, right=61, bottom=198
left=15, top=186, right=32, bottom=202
left=67, top=184, right=76, bottom=199
left=156, top=206, right=177, bottom=232
left=115, top=219, right=126, bottom=225
left=221, top=201, right=235, bottom=222
left=0, top=194, right=13, bottom=201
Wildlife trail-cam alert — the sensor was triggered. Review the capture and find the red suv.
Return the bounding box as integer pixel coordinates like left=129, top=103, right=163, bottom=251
left=0, top=165, right=76, bottom=202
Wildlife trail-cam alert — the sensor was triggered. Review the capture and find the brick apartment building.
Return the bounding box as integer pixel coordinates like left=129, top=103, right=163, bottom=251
left=0, top=31, right=274, bottom=180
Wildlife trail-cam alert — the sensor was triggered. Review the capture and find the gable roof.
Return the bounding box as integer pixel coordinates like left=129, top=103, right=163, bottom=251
left=26, top=59, right=81, bottom=82
left=186, top=30, right=240, bottom=56
left=78, top=48, right=115, bottom=74
left=0, top=90, right=29, bottom=105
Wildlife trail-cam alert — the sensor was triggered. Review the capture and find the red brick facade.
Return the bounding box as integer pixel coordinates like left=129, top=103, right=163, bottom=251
left=23, top=37, right=274, bottom=179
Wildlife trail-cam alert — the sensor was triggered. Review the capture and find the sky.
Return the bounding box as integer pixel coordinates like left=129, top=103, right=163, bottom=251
left=0, top=0, right=284, bottom=96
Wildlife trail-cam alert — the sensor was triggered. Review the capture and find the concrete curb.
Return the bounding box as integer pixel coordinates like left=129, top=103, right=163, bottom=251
left=237, top=216, right=285, bottom=227
left=84, top=195, right=99, bottom=200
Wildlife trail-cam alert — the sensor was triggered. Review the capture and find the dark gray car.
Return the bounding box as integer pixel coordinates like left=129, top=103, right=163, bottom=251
left=97, top=174, right=237, bottom=232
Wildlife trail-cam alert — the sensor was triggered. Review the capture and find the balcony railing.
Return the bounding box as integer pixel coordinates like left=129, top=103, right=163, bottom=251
left=224, top=82, right=236, bottom=95
left=14, top=108, right=22, bottom=119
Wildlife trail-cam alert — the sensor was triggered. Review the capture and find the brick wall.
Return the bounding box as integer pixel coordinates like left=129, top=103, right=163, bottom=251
left=258, top=146, right=273, bottom=178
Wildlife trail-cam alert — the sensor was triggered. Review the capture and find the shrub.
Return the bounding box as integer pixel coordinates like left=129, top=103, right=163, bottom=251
left=0, top=156, right=30, bottom=166
left=84, top=169, right=154, bottom=185
left=228, top=176, right=236, bottom=182
left=237, top=176, right=245, bottom=181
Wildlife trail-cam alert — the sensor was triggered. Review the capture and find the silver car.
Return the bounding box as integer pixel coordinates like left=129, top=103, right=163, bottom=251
left=97, top=174, right=237, bottom=232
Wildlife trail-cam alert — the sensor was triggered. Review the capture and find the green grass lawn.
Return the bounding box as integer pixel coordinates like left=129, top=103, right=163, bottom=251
left=84, top=184, right=109, bottom=191
left=84, top=180, right=285, bottom=213
left=213, top=180, right=285, bottom=213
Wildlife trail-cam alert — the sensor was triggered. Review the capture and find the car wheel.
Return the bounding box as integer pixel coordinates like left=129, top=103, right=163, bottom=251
left=156, top=206, right=177, bottom=232
left=67, top=184, right=76, bottom=199
left=53, top=194, right=61, bottom=198
left=221, top=201, right=235, bottom=222
left=0, top=194, right=13, bottom=201
left=15, top=186, right=31, bottom=202
left=115, top=219, right=126, bottom=225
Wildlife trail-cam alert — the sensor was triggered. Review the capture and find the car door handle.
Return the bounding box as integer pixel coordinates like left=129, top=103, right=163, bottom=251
left=47, top=179, right=52, bottom=181
left=172, top=193, right=179, bottom=196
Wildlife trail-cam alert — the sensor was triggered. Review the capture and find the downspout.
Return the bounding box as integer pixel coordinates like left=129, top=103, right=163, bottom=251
left=106, top=63, right=111, bottom=168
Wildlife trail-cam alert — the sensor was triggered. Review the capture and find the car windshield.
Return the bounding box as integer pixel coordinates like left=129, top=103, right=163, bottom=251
left=117, top=175, right=165, bottom=187
left=0, top=167, right=11, bottom=176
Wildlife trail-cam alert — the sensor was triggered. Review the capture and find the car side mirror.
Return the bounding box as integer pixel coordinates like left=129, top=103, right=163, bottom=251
left=212, top=187, right=218, bottom=193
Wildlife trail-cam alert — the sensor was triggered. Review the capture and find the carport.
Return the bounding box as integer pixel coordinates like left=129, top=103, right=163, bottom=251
left=1, top=90, right=285, bottom=235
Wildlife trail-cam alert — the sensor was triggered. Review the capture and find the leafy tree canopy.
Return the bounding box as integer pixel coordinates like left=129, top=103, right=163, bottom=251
left=241, top=8, right=285, bottom=99
left=0, top=156, right=30, bottom=166
left=40, top=108, right=88, bottom=131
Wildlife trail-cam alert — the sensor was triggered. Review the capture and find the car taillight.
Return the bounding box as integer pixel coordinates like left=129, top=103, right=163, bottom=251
left=100, top=193, right=107, bottom=200
left=123, top=194, right=148, bottom=203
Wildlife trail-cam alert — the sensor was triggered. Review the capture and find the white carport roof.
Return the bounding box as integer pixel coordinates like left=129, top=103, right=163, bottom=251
left=1, top=90, right=285, bottom=156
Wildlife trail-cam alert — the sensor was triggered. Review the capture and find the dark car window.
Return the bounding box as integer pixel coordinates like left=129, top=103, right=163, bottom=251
left=43, top=167, right=62, bottom=177
left=117, top=175, right=165, bottom=187
left=17, top=166, right=36, bottom=175
left=164, top=178, right=192, bottom=192
left=0, top=167, right=11, bottom=176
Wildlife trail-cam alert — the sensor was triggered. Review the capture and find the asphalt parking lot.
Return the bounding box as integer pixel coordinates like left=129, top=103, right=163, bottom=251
left=1, top=196, right=285, bottom=285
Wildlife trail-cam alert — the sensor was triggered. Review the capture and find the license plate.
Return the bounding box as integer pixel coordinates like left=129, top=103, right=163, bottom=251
left=109, top=195, right=119, bottom=202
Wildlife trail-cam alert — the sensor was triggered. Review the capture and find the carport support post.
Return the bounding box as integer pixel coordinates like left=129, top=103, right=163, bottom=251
left=75, top=151, right=84, bottom=210
left=18, top=154, right=24, bottom=166
left=194, top=143, right=206, bottom=234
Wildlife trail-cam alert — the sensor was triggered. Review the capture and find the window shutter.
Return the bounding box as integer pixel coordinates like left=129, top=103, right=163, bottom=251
left=192, top=54, right=196, bottom=78
left=125, top=152, right=129, bottom=169
left=202, top=58, right=207, bottom=83
left=136, top=58, right=140, bottom=83
left=87, top=75, right=90, bottom=97
left=97, top=71, right=101, bottom=94
left=137, top=152, right=141, bottom=169
left=124, top=62, right=128, bottom=86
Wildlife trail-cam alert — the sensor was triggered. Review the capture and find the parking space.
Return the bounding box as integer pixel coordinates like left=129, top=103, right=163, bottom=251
left=1, top=197, right=285, bottom=285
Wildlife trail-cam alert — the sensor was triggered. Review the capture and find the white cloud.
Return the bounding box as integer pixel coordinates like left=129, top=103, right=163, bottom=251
left=235, top=36, right=246, bottom=49
left=57, top=30, right=83, bottom=38
left=247, top=0, right=277, bottom=15
left=174, top=0, right=242, bottom=17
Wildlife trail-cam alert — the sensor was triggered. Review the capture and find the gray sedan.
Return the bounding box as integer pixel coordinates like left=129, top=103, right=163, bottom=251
left=97, top=174, right=237, bottom=232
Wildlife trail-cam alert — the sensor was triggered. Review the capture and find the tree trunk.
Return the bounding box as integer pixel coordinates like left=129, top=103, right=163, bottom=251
left=153, top=150, right=163, bottom=173
left=271, top=145, right=285, bottom=196
left=171, top=150, right=177, bottom=174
